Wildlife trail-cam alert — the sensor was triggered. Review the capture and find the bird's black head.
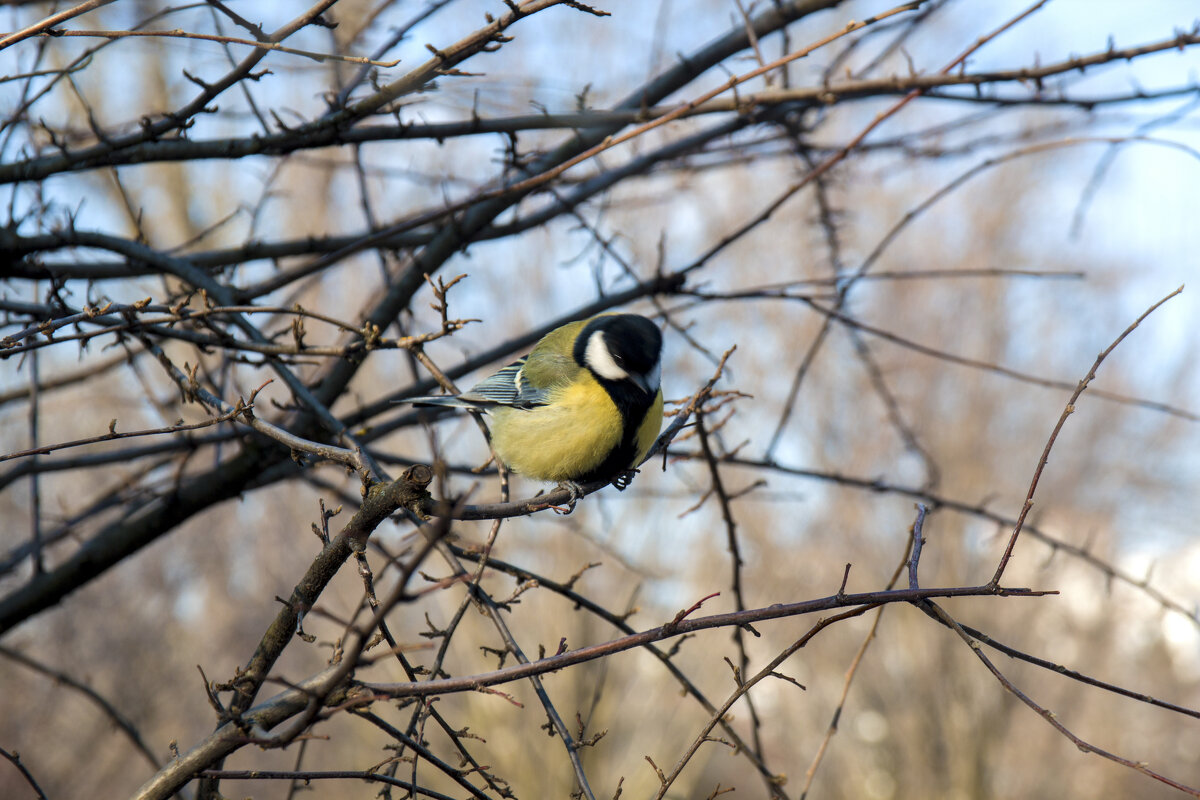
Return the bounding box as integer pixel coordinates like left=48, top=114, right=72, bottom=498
left=574, top=313, right=662, bottom=396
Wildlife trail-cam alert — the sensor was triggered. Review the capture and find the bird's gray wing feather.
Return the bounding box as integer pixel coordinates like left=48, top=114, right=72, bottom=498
left=458, top=357, right=550, bottom=407
left=403, top=357, right=549, bottom=409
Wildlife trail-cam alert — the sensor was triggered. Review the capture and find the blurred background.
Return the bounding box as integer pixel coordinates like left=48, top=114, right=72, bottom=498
left=1, top=1, right=1199, bottom=798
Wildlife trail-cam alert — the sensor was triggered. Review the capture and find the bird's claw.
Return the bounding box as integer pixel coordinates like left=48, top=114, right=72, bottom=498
left=549, top=480, right=583, bottom=514
left=611, top=469, right=638, bottom=491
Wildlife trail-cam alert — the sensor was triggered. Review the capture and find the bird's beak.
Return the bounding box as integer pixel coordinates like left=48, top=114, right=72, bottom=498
left=632, top=362, right=661, bottom=397
left=630, top=372, right=652, bottom=396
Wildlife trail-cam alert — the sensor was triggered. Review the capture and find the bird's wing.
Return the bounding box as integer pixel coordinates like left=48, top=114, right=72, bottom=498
left=402, top=351, right=573, bottom=409
left=457, top=356, right=551, bottom=408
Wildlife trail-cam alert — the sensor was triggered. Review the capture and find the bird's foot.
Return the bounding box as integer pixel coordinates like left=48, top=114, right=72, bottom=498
left=547, top=480, right=583, bottom=514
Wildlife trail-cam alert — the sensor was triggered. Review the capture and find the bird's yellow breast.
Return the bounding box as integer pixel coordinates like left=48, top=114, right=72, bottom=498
left=488, top=378, right=661, bottom=483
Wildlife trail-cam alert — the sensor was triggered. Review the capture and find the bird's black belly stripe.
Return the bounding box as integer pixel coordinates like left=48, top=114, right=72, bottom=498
left=575, top=378, right=653, bottom=483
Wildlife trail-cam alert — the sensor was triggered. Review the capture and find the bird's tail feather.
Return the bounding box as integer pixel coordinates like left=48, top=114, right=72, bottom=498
left=400, top=395, right=484, bottom=410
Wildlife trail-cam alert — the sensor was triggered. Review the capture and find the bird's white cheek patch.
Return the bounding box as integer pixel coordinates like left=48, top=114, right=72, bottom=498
left=585, top=331, right=629, bottom=381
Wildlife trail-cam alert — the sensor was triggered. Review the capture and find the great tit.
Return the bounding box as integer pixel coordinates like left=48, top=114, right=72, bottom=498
left=404, top=313, right=664, bottom=490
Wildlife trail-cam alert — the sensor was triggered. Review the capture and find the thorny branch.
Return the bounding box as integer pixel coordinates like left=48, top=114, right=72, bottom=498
left=990, top=286, right=1184, bottom=586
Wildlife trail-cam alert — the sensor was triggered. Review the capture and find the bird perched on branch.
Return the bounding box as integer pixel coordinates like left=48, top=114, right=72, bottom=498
left=402, top=313, right=664, bottom=500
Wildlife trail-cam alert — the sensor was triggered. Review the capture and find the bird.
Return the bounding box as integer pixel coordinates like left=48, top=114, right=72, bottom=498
left=401, top=313, right=664, bottom=500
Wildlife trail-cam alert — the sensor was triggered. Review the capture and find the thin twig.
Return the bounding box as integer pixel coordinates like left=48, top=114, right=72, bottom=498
left=43, top=29, right=402, bottom=66
left=926, top=600, right=1200, bottom=798
left=0, top=0, right=116, bottom=50
left=990, top=285, right=1184, bottom=586
left=0, top=747, right=48, bottom=800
